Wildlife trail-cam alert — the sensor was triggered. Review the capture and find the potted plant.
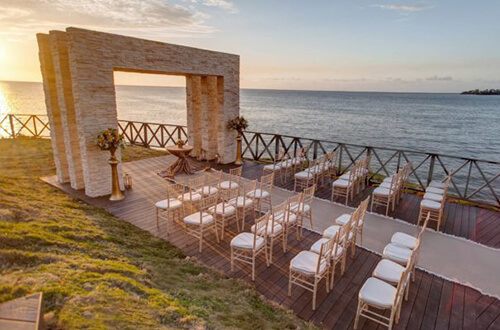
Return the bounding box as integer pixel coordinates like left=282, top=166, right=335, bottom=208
left=227, top=116, right=248, bottom=165
left=95, top=128, right=126, bottom=201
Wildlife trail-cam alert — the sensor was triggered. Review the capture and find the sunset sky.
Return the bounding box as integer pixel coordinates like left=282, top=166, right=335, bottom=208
left=0, top=0, right=499, bottom=92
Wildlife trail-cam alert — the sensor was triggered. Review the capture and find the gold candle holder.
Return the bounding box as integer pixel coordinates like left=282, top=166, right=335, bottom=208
left=108, top=147, right=125, bottom=201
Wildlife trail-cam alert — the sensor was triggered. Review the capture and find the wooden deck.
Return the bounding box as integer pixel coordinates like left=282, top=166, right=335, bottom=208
left=0, top=293, right=43, bottom=330
left=42, top=155, right=500, bottom=330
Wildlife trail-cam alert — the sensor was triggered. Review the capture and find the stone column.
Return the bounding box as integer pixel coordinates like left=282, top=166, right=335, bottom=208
left=50, top=31, right=85, bottom=190
left=188, top=76, right=203, bottom=158
left=36, top=33, right=70, bottom=183
left=205, top=76, right=219, bottom=160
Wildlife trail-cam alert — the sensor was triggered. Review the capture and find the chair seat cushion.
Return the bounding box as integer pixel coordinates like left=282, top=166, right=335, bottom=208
left=379, top=182, right=393, bottom=189
left=273, top=211, right=297, bottom=224
left=310, top=238, right=344, bottom=258
left=228, top=196, right=253, bottom=208
left=429, top=180, right=446, bottom=189
left=383, top=243, right=411, bottom=265
left=155, top=198, right=182, bottom=210
left=219, top=181, right=239, bottom=190
left=290, top=251, right=327, bottom=275
left=332, top=179, right=351, bottom=188
left=178, top=192, right=202, bottom=202
left=323, top=225, right=341, bottom=238
left=421, top=199, right=441, bottom=210
left=251, top=221, right=283, bottom=236
left=184, top=212, right=214, bottom=225
left=197, top=186, right=218, bottom=196
left=335, top=213, right=351, bottom=226
left=373, top=187, right=392, bottom=196
left=289, top=202, right=311, bottom=214
left=426, top=186, right=444, bottom=195
left=231, top=232, right=264, bottom=250
left=391, top=232, right=417, bottom=249
left=295, top=171, right=314, bottom=179
left=373, top=259, right=405, bottom=284
left=247, top=189, right=270, bottom=199
left=423, top=192, right=444, bottom=202
left=359, top=277, right=397, bottom=309
left=209, top=203, right=236, bottom=216
left=339, top=173, right=354, bottom=181
left=264, top=164, right=281, bottom=171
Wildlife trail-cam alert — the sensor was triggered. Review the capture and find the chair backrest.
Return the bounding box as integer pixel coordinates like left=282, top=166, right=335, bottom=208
left=271, top=200, right=289, bottom=231
left=388, top=173, right=399, bottom=194
left=228, top=166, right=242, bottom=186
left=394, top=257, right=413, bottom=307
left=207, top=171, right=222, bottom=186
left=348, top=206, right=362, bottom=242
left=224, top=184, right=239, bottom=202
left=260, top=172, right=275, bottom=191
left=443, top=174, right=452, bottom=196
left=418, top=212, right=431, bottom=238
left=302, top=184, right=316, bottom=205
left=316, top=236, right=334, bottom=274
left=287, top=193, right=302, bottom=213
left=358, top=196, right=370, bottom=226
left=253, top=212, right=270, bottom=248
left=201, top=193, right=219, bottom=211
left=329, top=229, right=342, bottom=261
left=240, top=179, right=257, bottom=204
left=188, top=175, right=206, bottom=190
left=346, top=166, right=357, bottom=183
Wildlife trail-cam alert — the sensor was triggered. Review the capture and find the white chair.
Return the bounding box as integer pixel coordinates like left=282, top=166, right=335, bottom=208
left=288, top=236, right=333, bottom=310
left=155, top=183, right=184, bottom=235
left=247, top=172, right=274, bottom=214
left=219, top=166, right=242, bottom=191
left=354, top=259, right=412, bottom=329
left=229, top=179, right=257, bottom=230
left=310, top=227, right=344, bottom=286
left=231, top=212, right=270, bottom=281
left=294, top=158, right=318, bottom=191
left=391, top=212, right=430, bottom=250
left=289, top=184, right=315, bottom=232
left=209, top=187, right=239, bottom=239
left=263, top=152, right=284, bottom=183
left=331, top=166, right=356, bottom=205
left=371, top=172, right=399, bottom=216
left=183, top=194, right=220, bottom=252
left=257, top=201, right=287, bottom=263
left=417, top=176, right=450, bottom=230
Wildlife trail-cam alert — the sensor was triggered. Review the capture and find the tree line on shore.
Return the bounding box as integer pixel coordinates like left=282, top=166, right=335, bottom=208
left=461, top=89, right=500, bottom=95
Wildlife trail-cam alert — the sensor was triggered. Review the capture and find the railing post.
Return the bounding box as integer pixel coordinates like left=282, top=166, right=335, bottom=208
left=177, top=126, right=182, bottom=140
left=366, top=147, right=372, bottom=181
left=427, top=154, right=436, bottom=186
left=396, top=151, right=401, bottom=172
left=143, top=124, right=149, bottom=147
left=338, top=144, right=343, bottom=174
left=9, top=114, right=15, bottom=138
left=313, top=140, right=318, bottom=160
left=275, top=134, right=281, bottom=159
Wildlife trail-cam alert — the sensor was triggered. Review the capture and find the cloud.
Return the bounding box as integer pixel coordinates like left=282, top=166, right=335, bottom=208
left=373, top=4, right=433, bottom=12
left=202, top=0, right=239, bottom=13
left=0, top=0, right=238, bottom=40
left=426, top=75, right=453, bottom=81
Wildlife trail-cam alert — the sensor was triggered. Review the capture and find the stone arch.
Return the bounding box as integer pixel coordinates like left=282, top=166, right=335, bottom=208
left=37, top=27, right=239, bottom=197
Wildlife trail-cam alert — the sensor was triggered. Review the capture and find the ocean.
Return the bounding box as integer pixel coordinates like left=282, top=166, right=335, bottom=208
left=1, top=81, right=499, bottom=162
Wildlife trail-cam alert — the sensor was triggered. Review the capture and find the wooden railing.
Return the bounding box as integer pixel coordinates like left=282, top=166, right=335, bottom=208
left=2, top=114, right=499, bottom=207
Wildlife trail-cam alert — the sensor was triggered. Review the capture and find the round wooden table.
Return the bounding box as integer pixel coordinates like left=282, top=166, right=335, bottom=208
left=166, top=145, right=194, bottom=176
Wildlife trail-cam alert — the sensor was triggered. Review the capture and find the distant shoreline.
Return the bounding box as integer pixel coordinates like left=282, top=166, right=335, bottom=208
left=461, top=89, right=500, bottom=95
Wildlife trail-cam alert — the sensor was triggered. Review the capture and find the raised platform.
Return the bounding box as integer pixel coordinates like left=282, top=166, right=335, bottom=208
left=42, top=155, right=500, bottom=329
left=0, top=293, right=43, bottom=330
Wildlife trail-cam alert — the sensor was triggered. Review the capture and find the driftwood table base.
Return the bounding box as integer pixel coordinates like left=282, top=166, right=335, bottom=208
left=166, top=145, right=194, bottom=176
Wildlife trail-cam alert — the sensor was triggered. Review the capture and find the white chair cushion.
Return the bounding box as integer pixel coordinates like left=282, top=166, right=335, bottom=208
left=373, top=259, right=405, bottom=284
left=247, top=189, right=270, bottom=199
left=323, top=225, right=341, bottom=238
left=273, top=211, right=297, bottom=224
left=251, top=221, right=283, bottom=236
left=429, top=180, right=446, bottom=189
left=197, top=186, right=218, bottom=196
left=426, top=186, right=444, bottom=195
left=379, top=182, right=393, bottom=189
left=290, top=251, right=327, bottom=275
left=383, top=176, right=394, bottom=183
left=289, top=202, right=311, bottom=214
left=335, top=213, right=351, bottom=226
left=155, top=198, right=182, bottom=210
left=219, top=181, right=239, bottom=190
left=332, top=179, right=351, bottom=188
left=421, top=199, right=441, bottom=210
left=423, top=192, right=443, bottom=202
left=309, top=238, right=344, bottom=258
left=295, top=171, right=314, bottom=179
left=359, top=277, right=397, bottom=309
left=373, top=187, right=392, bottom=196
left=264, top=164, right=281, bottom=171
left=383, top=243, right=412, bottom=265
left=231, top=232, right=264, bottom=250
left=178, top=192, right=202, bottom=202
left=339, top=173, right=353, bottom=181
left=209, top=203, right=236, bottom=216
left=391, top=232, right=417, bottom=249
left=228, top=196, right=253, bottom=208
left=183, top=212, right=214, bottom=225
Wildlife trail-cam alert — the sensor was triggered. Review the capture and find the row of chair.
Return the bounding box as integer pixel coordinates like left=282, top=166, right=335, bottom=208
left=230, top=185, right=317, bottom=280
left=263, top=147, right=308, bottom=183
left=354, top=213, right=430, bottom=329
left=287, top=197, right=370, bottom=310
left=417, top=175, right=451, bottom=230
left=331, top=156, right=370, bottom=205
left=294, top=150, right=337, bottom=191
left=371, top=162, right=411, bottom=215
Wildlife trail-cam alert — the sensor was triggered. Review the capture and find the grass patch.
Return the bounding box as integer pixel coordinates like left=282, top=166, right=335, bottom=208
left=0, top=137, right=315, bottom=329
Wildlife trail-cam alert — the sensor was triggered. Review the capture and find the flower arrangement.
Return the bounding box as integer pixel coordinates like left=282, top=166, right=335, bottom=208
left=227, top=116, right=249, bottom=132
left=176, top=138, right=185, bottom=148
left=95, top=128, right=125, bottom=151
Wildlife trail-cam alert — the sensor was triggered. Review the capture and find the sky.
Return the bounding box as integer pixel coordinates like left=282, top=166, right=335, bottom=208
left=0, top=0, right=499, bottom=92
